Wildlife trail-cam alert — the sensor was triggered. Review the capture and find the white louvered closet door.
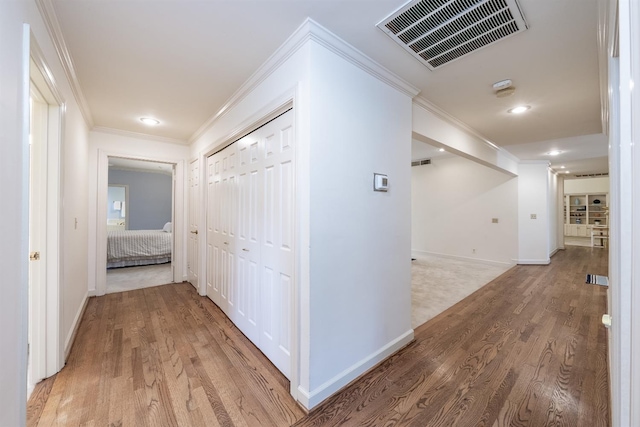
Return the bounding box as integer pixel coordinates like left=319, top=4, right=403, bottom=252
left=206, top=110, right=293, bottom=379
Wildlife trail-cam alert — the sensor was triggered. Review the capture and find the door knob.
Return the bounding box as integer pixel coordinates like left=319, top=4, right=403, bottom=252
left=190, top=230, right=198, bottom=235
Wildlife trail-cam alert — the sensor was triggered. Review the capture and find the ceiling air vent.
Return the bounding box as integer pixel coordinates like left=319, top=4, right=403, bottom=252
left=377, top=0, right=528, bottom=70
left=411, top=158, right=432, bottom=166
left=574, top=173, right=609, bottom=178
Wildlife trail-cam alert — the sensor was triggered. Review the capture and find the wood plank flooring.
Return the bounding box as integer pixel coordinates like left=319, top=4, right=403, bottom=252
left=29, top=246, right=610, bottom=426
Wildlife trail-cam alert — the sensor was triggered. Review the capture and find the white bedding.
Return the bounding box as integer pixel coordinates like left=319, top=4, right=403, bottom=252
left=107, top=229, right=172, bottom=268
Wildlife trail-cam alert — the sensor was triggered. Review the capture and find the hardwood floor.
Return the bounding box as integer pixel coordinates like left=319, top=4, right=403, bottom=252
left=29, top=246, right=610, bottom=426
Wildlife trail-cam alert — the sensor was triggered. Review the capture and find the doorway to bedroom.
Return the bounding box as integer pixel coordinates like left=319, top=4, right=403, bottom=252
left=106, top=157, right=175, bottom=293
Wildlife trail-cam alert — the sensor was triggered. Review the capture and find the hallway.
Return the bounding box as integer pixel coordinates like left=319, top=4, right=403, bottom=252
left=28, top=246, right=609, bottom=426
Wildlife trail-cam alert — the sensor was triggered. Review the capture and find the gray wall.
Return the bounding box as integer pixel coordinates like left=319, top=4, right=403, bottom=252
left=108, top=169, right=172, bottom=230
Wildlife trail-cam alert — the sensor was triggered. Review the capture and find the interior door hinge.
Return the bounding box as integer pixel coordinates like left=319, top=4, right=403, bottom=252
left=29, top=251, right=40, bottom=261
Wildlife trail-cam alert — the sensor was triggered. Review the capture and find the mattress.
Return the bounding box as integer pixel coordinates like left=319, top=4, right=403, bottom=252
left=107, top=229, right=172, bottom=268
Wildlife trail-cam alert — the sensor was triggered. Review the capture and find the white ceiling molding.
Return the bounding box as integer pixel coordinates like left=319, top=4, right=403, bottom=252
left=189, top=18, right=420, bottom=144
left=413, top=95, right=519, bottom=164
left=306, top=19, right=420, bottom=98
left=35, top=0, right=94, bottom=127
left=92, top=126, right=187, bottom=146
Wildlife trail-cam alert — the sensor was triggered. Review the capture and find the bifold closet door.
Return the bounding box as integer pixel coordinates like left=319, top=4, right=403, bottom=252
left=206, top=110, right=294, bottom=379
left=206, top=145, right=237, bottom=316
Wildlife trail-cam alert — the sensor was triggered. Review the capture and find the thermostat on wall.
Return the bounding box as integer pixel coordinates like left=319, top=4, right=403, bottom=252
left=374, top=173, right=389, bottom=192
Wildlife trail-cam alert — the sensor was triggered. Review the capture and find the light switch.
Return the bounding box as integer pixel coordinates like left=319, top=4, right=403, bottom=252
left=492, top=218, right=499, bottom=223
left=530, top=214, right=537, bottom=219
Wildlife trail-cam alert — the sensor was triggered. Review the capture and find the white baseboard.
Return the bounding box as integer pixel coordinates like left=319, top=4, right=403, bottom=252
left=412, top=250, right=515, bottom=268
left=64, top=291, right=89, bottom=360
left=549, top=248, right=560, bottom=257
left=516, top=258, right=551, bottom=265
left=296, top=329, right=414, bottom=410
left=87, top=289, right=97, bottom=297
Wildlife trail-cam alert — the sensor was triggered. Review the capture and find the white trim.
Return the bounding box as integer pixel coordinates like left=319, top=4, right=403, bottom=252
left=516, top=258, right=551, bottom=265
left=189, top=18, right=419, bottom=143
left=29, top=32, right=66, bottom=380
left=94, top=152, right=185, bottom=296
left=411, top=250, right=516, bottom=268
left=519, top=159, right=551, bottom=165
left=549, top=248, right=560, bottom=257
left=64, top=292, right=88, bottom=360
left=35, top=0, right=94, bottom=127
left=196, top=88, right=304, bottom=406
left=297, top=329, right=414, bottom=409
left=92, top=126, right=188, bottom=146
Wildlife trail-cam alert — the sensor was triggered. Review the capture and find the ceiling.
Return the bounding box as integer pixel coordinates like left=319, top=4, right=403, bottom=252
left=50, top=0, right=607, bottom=174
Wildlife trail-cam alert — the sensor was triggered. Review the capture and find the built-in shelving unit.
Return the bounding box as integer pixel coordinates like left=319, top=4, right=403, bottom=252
left=563, top=193, right=608, bottom=237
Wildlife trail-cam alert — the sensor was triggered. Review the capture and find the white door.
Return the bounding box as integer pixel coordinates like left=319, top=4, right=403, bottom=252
left=257, top=113, right=294, bottom=376
left=207, top=145, right=237, bottom=314
left=28, top=85, right=48, bottom=388
left=188, top=159, right=199, bottom=287
left=206, top=110, right=294, bottom=378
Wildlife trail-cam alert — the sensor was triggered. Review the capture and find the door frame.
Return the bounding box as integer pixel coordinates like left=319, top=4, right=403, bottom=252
left=187, top=158, right=200, bottom=290
left=197, top=87, right=302, bottom=401
left=94, top=152, right=185, bottom=296
left=610, top=0, right=640, bottom=425
left=26, top=31, right=65, bottom=393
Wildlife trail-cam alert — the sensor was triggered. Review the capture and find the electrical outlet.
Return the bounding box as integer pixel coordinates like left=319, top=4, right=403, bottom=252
left=530, top=214, right=537, bottom=219
left=492, top=218, right=499, bottom=223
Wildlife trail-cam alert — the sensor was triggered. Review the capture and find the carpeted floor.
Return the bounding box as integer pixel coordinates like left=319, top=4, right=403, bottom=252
left=411, top=255, right=512, bottom=328
left=106, top=263, right=173, bottom=293
left=105, top=257, right=506, bottom=326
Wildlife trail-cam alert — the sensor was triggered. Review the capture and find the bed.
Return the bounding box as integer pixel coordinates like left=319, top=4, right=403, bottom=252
left=107, top=229, right=172, bottom=268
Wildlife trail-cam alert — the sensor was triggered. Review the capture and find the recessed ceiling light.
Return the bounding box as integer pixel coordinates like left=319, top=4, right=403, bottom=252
left=564, top=171, right=570, bottom=174
left=140, top=117, right=160, bottom=126
left=507, top=105, right=530, bottom=114
left=438, top=148, right=445, bottom=152
left=547, top=150, right=562, bottom=156
left=560, top=165, right=566, bottom=169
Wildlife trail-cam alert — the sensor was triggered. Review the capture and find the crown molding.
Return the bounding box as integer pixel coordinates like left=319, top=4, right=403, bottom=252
left=36, top=0, right=94, bottom=127
left=189, top=18, right=420, bottom=144
left=92, top=126, right=188, bottom=146
left=412, top=96, right=521, bottom=164
left=306, top=19, right=420, bottom=98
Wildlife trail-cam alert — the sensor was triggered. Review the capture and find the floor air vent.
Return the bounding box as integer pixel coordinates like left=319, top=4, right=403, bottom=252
left=377, top=0, right=528, bottom=70
left=412, top=158, right=432, bottom=166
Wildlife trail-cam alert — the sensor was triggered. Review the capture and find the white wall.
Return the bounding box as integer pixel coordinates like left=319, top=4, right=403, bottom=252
left=564, top=176, right=610, bottom=194
left=517, top=162, right=551, bottom=264
left=306, top=39, right=413, bottom=405
left=190, top=20, right=415, bottom=410
left=0, top=4, right=30, bottom=425
left=411, top=156, right=518, bottom=266
left=1, top=1, right=90, bottom=424
left=88, top=130, right=190, bottom=294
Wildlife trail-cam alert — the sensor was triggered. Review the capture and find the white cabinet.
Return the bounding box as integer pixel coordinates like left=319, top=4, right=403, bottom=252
left=576, top=225, right=588, bottom=237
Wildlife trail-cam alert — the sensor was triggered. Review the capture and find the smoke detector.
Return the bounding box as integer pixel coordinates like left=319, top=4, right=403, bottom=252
left=492, top=79, right=515, bottom=97
left=492, top=79, right=512, bottom=90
